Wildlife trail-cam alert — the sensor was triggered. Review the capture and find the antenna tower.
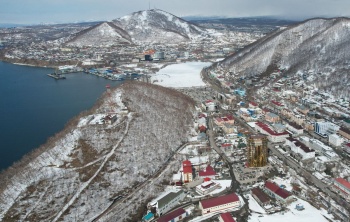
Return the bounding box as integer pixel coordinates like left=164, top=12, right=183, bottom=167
left=105, top=84, right=115, bottom=114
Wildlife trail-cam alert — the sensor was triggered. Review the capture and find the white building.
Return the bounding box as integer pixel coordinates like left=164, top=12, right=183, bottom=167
left=285, top=138, right=315, bottom=160
left=329, top=134, right=343, bottom=147
left=149, top=190, right=185, bottom=216
left=196, top=180, right=220, bottom=195
left=314, top=122, right=340, bottom=138
left=255, top=121, right=289, bottom=143
left=286, top=122, right=304, bottom=135
left=199, top=193, right=241, bottom=215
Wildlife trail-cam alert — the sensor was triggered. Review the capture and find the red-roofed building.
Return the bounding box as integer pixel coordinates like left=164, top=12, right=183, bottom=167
left=263, top=181, right=293, bottom=204
left=157, top=208, right=188, bottom=222
left=251, top=187, right=271, bottom=206
left=182, top=160, right=193, bottom=183
left=249, top=101, right=258, bottom=109
left=333, top=178, right=350, bottom=200
left=199, top=193, right=241, bottom=215
left=199, top=125, right=207, bottom=133
left=219, top=212, right=236, bottom=222
left=255, top=121, right=289, bottom=143
left=198, top=165, right=217, bottom=179
left=271, top=100, right=284, bottom=108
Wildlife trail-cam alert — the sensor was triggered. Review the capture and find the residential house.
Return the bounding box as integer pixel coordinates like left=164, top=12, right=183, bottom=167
left=199, top=193, right=241, bottom=215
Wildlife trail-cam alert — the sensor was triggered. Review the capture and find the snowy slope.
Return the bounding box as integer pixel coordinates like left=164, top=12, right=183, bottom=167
left=66, top=22, right=132, bottom=47
left=0, top=83, right=195, bottom=222
left=113, top=9, right=209, bottom=43
left=215, top=17, right=350, bottom=96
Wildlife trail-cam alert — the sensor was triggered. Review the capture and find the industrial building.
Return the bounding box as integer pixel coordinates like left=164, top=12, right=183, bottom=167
left=247, top=134, right=268, bottom=167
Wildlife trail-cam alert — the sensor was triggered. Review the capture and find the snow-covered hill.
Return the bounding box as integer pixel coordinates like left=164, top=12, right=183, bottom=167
left=215, top=17, right=350, bottom=96
left=66, top=22, right=132, bottom=47
left=0, top=82, right=195, bottom=221
left=113, top=9, right=209, bottom=43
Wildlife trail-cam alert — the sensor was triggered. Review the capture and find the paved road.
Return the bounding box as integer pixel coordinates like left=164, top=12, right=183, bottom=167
left=207, top=118, right=240, bottom=191
left=268, top=144, right=350, bottom=210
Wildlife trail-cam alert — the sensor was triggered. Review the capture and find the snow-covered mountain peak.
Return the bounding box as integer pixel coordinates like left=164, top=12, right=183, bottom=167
left=66, top=22, right=132, bottom=47
left=113, top=9, right=207, bottom=43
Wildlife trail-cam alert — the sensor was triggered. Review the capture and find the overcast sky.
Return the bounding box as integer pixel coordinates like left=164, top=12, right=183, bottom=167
left=1, top=0, right=350, bottom=24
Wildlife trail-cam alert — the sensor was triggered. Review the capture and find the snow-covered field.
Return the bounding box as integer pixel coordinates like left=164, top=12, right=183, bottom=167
left=249, top=197, right=337, bottom=222
left=151, top=62, right=212, bottom=88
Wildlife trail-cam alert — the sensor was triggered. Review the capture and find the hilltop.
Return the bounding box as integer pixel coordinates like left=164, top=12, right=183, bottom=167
left=213, top=17, right=350, bottom=97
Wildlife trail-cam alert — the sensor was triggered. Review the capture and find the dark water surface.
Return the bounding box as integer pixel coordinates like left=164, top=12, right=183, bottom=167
left=0, top=61, right=123, bottom=170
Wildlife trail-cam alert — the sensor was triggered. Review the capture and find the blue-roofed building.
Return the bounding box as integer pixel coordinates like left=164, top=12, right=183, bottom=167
left=142, top=212, right=154, bottom=222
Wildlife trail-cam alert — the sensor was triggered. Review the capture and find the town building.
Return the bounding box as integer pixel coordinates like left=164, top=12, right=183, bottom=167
left=332, top=178, right=350, bottom=201
left=182, top=160, right=193, bottom=183
left=328, top=134, right=343, bottom=147
left=198, top=165, right=217, bottom=179
left=286, top=122, right=304, bottom=135
left=251, top=187, right=271, bottom=207
left=218, top=212, right=236, bottom=222
left=265, top=112, right=280, bottom=123
left=149, top=190, right=186, bottom=216
left=263, top=181, right=294, bottom=204
left=314, top=122, right=340, bottom=138
left=199, top=193, right=241, bottom=215
left=300, top=137, right=339, bottom=161
left=285, top=138, right=315, bottom=161
left=247, top=134, right=268, bottom=167
left=270, top=100, right=284, bottom=112
left=255, top=122, right=289, bottom=143
left=157, top=208, right=189, bottom=222
left=196, top=180, right=220, bottom=195
left=339, top=127, right=350, bottom=140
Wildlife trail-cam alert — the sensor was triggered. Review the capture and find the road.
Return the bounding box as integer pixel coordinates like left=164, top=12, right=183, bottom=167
left=268, top=144, right=350, bottom=210
left=207, top=118, right=241, bottom=192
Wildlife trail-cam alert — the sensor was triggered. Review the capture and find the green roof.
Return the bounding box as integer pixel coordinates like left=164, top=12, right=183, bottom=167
left=158, top=190, right=184, bottom=209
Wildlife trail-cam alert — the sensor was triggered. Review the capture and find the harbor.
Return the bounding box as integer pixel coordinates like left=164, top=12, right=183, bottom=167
left=47, top=65, right=145, bottom=81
